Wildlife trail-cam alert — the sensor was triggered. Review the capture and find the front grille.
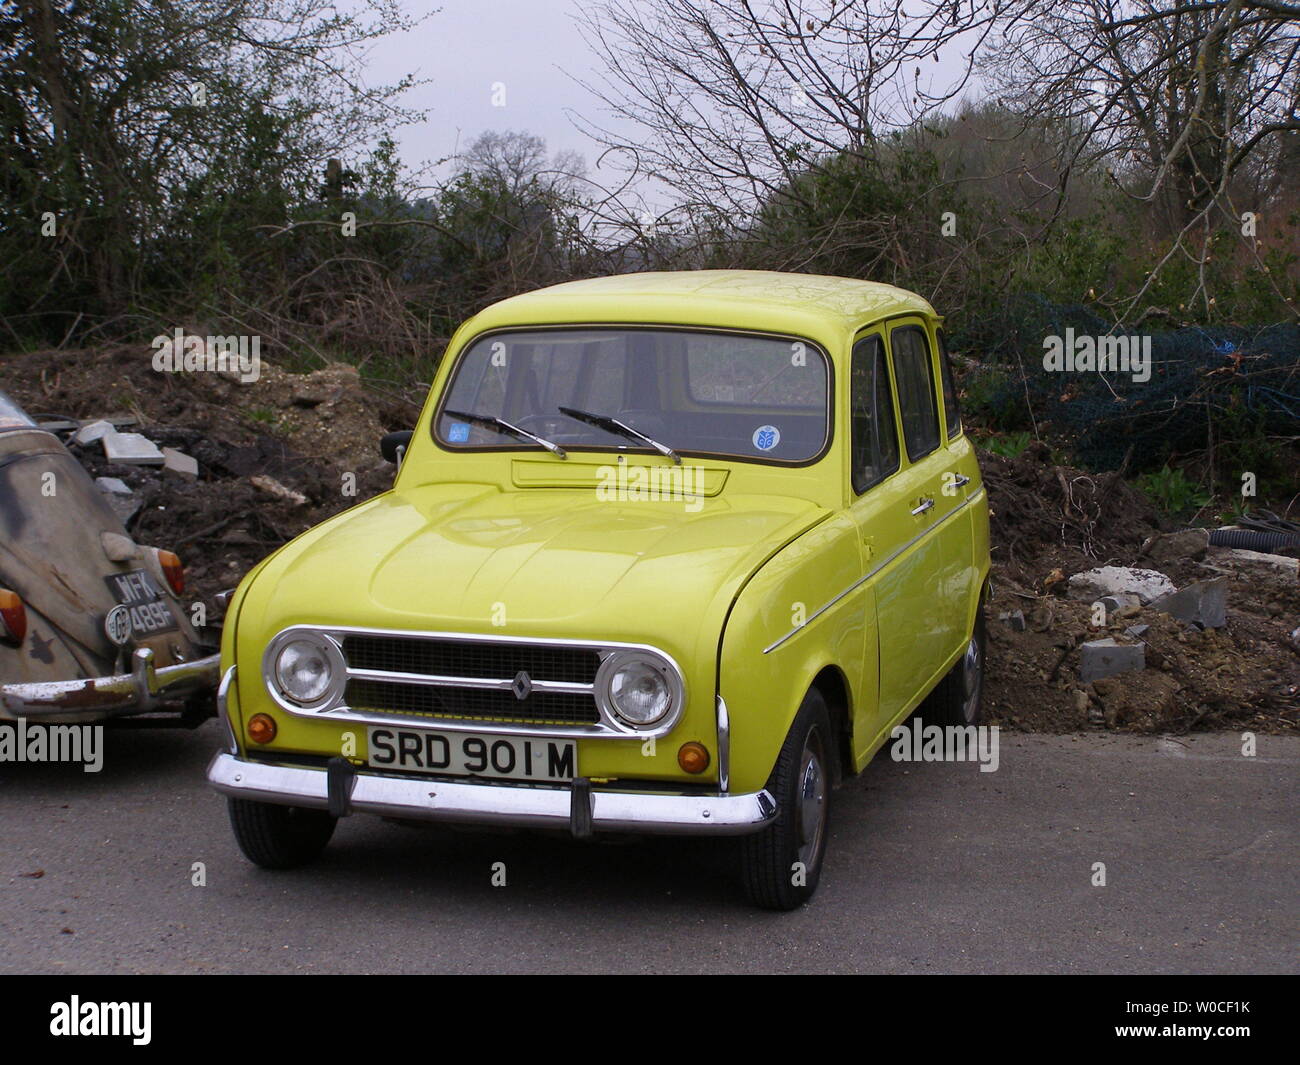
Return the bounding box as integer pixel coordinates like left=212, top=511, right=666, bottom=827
left=339, top=634, right=602, bottom=727
left=342, top=634, right=599, bottom=684
left=345, top=679, right=599, bottom=725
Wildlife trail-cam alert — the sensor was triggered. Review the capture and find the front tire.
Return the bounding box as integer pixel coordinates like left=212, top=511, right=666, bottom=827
left=740, top=690, right=833, bottom=911
left=227, top=798, right=336, bottom=870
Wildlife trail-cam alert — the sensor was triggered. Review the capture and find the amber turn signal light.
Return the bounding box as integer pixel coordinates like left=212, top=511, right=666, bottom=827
left=157, top=550, right=185, bottom=596
left=247, top=713, right=277, bottom=744
left=677, top=741, right=710, bottom=774
left=0, top=589, right=26, bottom=645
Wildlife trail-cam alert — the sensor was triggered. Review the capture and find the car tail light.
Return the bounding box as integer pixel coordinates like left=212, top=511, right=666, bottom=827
left=157, top=550, right=185, bottom=595
left=0, top=589, right=27, bottom=644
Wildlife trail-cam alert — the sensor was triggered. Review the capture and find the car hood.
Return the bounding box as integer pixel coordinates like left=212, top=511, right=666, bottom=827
left=239, top=482, right=827, bottom=658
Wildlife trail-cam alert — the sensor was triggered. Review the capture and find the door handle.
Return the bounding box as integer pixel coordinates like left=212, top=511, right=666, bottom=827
left=910, top=498, right=934, bottom=516
left=952, top=474, right=970, bottom=488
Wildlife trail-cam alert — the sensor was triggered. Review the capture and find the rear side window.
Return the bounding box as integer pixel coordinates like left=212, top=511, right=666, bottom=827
left=936, top=329, right=962, bottom=440
left=850, top=335, right=900, bottom=494
left=889, top=325, right=941, bottom=461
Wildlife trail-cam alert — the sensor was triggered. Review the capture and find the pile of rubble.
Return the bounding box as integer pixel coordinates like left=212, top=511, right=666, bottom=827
left=982, top=479, right=1300, bottom=733
left=0, top=346, right=416, bottom=604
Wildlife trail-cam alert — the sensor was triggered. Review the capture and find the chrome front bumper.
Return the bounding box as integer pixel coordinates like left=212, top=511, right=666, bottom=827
left=207, top=751, right=778, bottom=837
left=1, top=648, right=221, bottom=722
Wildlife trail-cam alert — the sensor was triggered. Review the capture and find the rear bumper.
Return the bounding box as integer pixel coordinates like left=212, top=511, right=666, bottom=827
left=206, top=751, right=778, bottom=837
left=1, top=648, right=220, bottom=723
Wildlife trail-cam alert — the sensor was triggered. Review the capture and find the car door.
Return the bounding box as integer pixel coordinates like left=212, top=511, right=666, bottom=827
left=844, top=329, right=914, bottom=741
left=852, top=318, right=969, bottom=731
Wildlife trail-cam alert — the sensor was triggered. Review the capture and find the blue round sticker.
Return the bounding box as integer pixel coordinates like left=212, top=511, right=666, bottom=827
left=752, top=425, right=780, bottom=452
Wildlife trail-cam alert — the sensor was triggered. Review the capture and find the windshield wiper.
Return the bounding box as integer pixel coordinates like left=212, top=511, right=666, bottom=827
left=444, top=409, right=567, bottom=459
left=558, top=406, right=680, bottom=465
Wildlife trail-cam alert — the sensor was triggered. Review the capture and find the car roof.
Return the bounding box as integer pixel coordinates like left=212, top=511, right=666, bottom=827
left=464, top=270, right=937, bottom=349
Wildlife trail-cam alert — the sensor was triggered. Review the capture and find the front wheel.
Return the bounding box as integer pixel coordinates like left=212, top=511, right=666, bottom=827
left=740, top=690, right=833, bottom=911
left=227, top=798, right=336, bottom=870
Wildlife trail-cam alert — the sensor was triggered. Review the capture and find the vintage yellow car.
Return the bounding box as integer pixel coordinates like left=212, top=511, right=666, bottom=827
left=207, top=270, right=990, bottom=909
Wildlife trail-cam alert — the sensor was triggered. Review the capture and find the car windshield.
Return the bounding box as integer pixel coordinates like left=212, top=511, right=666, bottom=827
left=435, top=327, right=831, bottom=463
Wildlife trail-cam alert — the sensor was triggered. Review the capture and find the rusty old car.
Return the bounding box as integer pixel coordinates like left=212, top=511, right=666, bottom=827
left=0, top=390, right=219, bottom=726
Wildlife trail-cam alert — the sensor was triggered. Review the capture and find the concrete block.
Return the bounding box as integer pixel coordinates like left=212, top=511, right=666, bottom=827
left=161, top=447, right=198, bottom=480
left=94, top=476, right=139, bottom=524
left=102, top=430, right=164, bottom=465
left=1152, top=578, right=1227, bottom=629
left=1080, top=638, right=1146, bottom=683
left=75, top=419, right=115, bottom=445
left=998, top=609, right=1026, bottom=631
left=94, top=476, right=132, bottom=495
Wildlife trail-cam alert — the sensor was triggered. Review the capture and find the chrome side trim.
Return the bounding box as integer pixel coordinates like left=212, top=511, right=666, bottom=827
left=216, top=665, right=238, bottom=753
left=715, top=695, right=730, bottom=793
left=261, top=625, right=688, bottom=739
left=207, top=752, right=777, bottom=836
left=763, top=486, right=986, bottom=654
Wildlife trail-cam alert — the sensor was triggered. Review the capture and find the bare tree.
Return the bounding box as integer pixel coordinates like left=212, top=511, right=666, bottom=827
left=573, top=0, right=1016, bottom=221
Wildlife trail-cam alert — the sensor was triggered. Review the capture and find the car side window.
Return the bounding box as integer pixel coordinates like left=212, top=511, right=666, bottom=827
left=889, top=325, right=941, bottom=462
left=850, top=334, right=900, bottom=494
left=936, top=329, right=962, bottom=441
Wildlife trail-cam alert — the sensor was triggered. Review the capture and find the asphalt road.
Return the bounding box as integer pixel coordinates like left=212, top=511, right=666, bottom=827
left=1, top=725, right=1295, bottom=974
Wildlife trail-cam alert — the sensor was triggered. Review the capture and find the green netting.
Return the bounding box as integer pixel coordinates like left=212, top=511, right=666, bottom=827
left=955, top=295, right=1300, bottom=471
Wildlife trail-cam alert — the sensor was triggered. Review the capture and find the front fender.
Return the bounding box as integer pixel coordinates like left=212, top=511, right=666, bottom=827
left=719, top=513, right=871, bottom=794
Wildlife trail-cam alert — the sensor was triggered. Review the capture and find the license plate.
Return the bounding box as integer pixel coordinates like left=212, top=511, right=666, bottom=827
left=103, top=569, right=177, bottom=636
left=367, top=726, right=576, bottom=782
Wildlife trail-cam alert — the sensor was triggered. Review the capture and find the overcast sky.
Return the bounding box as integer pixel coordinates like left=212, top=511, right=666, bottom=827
left=360, top=0, right=982, bottom=214
left=364, top=1, right=618, bottom=180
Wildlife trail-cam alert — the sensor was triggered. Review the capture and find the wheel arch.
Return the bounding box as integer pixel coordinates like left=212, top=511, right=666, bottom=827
left=809, top=665, right=853, bottom=785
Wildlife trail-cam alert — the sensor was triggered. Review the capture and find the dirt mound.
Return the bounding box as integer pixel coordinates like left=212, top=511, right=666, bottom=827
left=0, top=346, right=417, bottom=604
left=981, top=447, right=1299, bottom=734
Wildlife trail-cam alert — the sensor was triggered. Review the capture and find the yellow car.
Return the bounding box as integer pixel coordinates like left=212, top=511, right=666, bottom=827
left=208, top=270, right=990, bottom=909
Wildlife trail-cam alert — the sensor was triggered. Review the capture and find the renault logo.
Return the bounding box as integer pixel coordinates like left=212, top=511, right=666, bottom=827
left=511, top=671, right=533, bottom=700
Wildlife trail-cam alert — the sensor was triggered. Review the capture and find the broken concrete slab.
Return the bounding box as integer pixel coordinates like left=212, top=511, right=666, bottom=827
left=1214, top=548, right=1300, bottom=580
left=94, top=476, right=140, bottom=524
left=1124, top=624, right=1150, bottom=639
left=1152, top=578, right=1227, bottom=629
left=74, top=419, right=115, bottom=446
left=1068, top=566, right=1176, bottom=605
left=94, top=476, right=132, bottom=495
left=102, top=430, right=164, bottom=465
left=1080, top=637, right=1146, bottom=683
left=162, top=447, right=199, bottom=480
left=998, top=609, right=1026, bottom=631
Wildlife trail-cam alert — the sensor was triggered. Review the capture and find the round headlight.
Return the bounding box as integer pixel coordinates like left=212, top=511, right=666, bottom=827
left=274, top=637, right=334, bottom=704
left=603, top=654, right=676, bottom=727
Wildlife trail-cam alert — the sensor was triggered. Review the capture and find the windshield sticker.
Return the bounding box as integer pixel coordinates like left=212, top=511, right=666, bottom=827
left=752, top=425, right=781, bottom=452
left=448, top=421, right=471, bottom=443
